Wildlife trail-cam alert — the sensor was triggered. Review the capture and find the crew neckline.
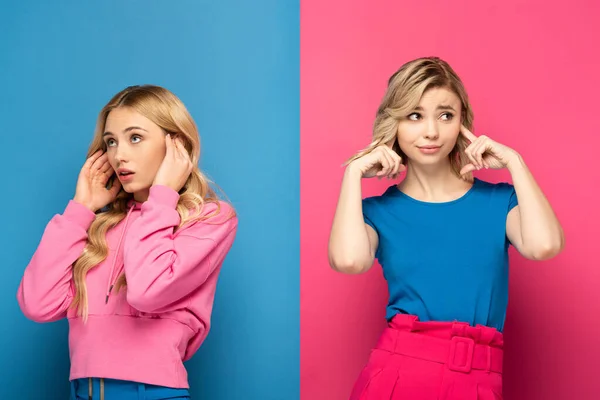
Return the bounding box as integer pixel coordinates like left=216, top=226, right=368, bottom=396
left=386, top=178, right=480, bottom=206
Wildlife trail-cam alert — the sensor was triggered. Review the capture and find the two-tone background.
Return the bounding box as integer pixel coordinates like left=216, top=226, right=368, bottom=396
left=1, top=1, right=598, bottom=399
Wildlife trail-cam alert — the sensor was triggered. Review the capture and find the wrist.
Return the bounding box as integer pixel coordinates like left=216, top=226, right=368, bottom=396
left=506, top=151, right=525, bottom=172
left=64, top=200, right=97, bottom=229
left=73, top=198, right=97, bottom=213
left=148, top=185, right=180, bottom=208
left=152, top=178, right=176, bottom=191
left=345, top=162, right=363, bottom=180
left=151, top=183, right=176, bottom=191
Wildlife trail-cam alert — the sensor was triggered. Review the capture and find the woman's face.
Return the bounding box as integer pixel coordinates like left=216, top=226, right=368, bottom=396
left=396, top=87, right=462, bottom=167
left=102, top=107, right=167, bottom=202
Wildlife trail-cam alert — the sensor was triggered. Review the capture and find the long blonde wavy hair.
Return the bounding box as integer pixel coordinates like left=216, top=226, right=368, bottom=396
left=348, top=57, right=475, bottom=180
left=70, top=85, right=231, bottom=321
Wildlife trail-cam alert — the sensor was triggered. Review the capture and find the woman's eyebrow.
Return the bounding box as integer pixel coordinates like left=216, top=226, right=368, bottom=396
left=103, top=126, right=148, bottom=136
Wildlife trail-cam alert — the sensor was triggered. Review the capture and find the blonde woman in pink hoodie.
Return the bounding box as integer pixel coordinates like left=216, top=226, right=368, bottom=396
left=17, top=85, right=238, bottom=399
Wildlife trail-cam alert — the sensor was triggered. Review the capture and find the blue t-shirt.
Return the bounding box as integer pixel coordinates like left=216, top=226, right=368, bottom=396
left=362, top=178, right=518, bottom=332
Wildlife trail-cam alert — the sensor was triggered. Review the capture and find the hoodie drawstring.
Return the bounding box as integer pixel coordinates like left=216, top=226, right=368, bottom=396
left=105, top=203, right=136, bottom=304
left=86, top=378, right=105, bottom=400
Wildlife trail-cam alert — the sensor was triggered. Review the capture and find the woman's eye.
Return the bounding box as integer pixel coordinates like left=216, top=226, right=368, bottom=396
left=131, top=135, right=141, bottom=144
left=106, top=138, right=116, bottom=147
left=440, top=113, right=454, bottom=121
left=408, top=113, right=421, bottom=121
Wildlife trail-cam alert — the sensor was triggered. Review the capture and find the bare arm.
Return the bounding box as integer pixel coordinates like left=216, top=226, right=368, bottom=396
left=328, top=165, right=379, bottom=274
left=458, top=125, right=564, bottom=261
left=505, top=154, right=565, bottom=260
left=328, top=146, right=403, bottom=274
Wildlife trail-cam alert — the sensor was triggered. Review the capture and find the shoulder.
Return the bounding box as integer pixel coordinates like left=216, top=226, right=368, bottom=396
left=473, top=178, right=515, bottom=196
left=362, top=195, right=380, bottom=209
left=180, top=200, right=238, bottom=238
left=363, top=185, right=398, bottom=207
left=362, top=186, right=402, bottom=227
left=201, top=200, right=238, bottom=227
left=200, top=200, right=236, bottom=218
left=471, top=178, right=518, bottom=211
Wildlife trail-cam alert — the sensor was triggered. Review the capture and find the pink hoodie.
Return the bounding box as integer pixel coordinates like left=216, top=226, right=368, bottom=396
left=17, top=185, right=237, bottom=389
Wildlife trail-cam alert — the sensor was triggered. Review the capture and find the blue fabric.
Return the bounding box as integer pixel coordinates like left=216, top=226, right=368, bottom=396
left=70, top=378, right=190, bottom=400
left=362, top=178, right=519, bottom=332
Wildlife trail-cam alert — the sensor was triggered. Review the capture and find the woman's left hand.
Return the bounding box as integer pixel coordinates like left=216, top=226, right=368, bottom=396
left=153, top=134, right=194, bottom=192
left=459, top=125, right=519, bottom=175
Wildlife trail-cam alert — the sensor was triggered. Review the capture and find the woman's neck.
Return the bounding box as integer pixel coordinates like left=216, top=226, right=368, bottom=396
left=133, top=189, right=150, bottom=203
left=398, top=160, right=472, bottom=203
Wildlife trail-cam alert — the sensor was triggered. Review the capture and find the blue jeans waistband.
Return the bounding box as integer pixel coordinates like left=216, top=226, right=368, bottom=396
left=70, top=377, right=190, bottom=400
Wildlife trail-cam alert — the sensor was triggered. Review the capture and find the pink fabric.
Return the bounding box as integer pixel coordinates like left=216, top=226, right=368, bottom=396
left=350, top=314, right=504, bottom=400
left=17, top=185, right=237, bottom=388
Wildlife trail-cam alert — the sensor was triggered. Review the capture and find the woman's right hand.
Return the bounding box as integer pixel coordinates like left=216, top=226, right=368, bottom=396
left=73, top=150, right=122, bottom=212
left=348, top=145, right=405, bottom=179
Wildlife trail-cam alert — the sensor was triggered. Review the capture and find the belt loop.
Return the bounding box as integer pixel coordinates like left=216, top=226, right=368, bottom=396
left=100, top=378, right=105, bottom=400
left=138, top=382, right=145, bottom=400
left=408, top=314, right=418, bottom=331
left=451, top=321, right=465, bottom=338
left=470, top=326, right=481, bottom=342
left=70, top=380, right=77, bottom=400
left=478, top=326, right=496, bottom=345
left=88, top=377, right=93, bottom=400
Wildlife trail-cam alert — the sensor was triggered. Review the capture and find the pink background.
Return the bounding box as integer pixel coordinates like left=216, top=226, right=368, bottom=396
left=301, top=1, right=600, bottom=399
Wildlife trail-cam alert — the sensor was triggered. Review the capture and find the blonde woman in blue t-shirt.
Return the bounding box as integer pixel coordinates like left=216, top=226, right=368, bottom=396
left=328, top=57, right=564, bottom=399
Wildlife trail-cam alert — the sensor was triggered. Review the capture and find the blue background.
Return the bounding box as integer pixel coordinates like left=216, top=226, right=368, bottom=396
left=0, top=1, right=299, bottom=399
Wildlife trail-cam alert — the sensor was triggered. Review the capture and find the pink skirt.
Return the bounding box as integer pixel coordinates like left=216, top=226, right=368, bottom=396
left=350, top=314, right=504, bottom=400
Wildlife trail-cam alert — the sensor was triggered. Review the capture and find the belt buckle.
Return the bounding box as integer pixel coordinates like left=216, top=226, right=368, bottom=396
left=448, top=336, right=475, bottom=373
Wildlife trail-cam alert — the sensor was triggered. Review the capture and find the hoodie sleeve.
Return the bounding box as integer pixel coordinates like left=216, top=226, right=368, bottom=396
left=17, top=201, right=96, bottom=322
left=123, top=185, right=238, bottom=314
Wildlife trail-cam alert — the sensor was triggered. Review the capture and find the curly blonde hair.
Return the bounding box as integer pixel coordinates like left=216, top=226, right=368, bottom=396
left=348, top=57, right=474, bottom=180
left=70, top=85, right=232, bottom=321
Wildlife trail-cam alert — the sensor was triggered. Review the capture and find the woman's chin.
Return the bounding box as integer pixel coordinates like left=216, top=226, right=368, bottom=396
left=120, top=183, right=135, bottom=193
left=410, top=153, right=442, bottom=163
left=408, top=152, right=453, bottom=167
left=120, top=182, right=150, bottom=194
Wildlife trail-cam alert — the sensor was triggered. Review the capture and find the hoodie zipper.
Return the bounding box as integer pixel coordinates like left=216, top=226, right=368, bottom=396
left=105, top=203, right=136, bottom=304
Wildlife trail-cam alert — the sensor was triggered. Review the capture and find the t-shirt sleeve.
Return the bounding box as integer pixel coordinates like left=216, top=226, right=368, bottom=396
left=499, top=183, right=519, bottom=248
left=507, top=184, right=519, bottom=213
left=496, top=182, right=519, bottom=214
left=362, top=198, right=378, bottom=234
left=362, top=197, right=383, bottom=260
